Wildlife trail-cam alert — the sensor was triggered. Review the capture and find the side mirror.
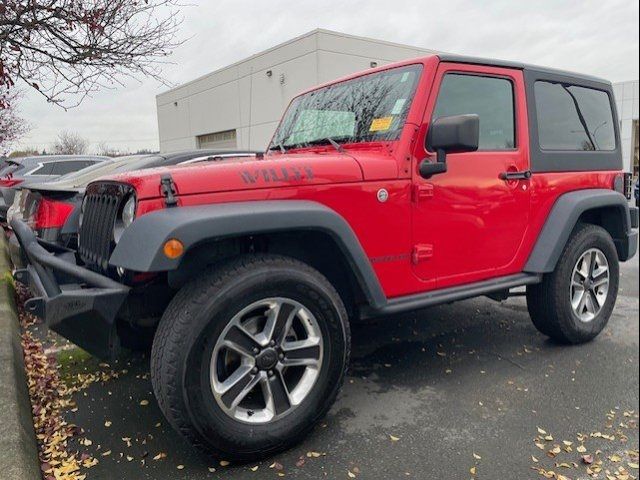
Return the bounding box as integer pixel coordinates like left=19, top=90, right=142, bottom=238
left=420, top=114, right=480, bottom=179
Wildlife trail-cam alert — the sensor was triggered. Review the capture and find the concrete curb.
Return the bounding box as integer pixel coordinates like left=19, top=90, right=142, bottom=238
left=0, top=234, right=41, bottom=479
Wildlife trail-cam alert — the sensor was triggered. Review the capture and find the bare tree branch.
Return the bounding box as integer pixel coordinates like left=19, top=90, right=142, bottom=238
left=0, top=88, right=29, bottom=152
left=0, top=0, right=184, bottom=110
left=52, top=130, right=89, bottom=154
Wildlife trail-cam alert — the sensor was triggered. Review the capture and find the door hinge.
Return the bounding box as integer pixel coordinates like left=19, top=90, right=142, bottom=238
left=413, top=184, right=434, bottom=202
left=412, top=244, right=434, bottom=264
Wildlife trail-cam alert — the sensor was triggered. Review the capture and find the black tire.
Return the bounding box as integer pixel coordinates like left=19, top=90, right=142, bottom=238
left=526, top=223, right=619, bottom=344
left=150, top=254, right=350, bottom=462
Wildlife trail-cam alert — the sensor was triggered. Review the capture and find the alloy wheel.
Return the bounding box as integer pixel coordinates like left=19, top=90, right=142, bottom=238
left=570, top=248, right=610, bottom=323
left=210, top=298, right=324, bottom=424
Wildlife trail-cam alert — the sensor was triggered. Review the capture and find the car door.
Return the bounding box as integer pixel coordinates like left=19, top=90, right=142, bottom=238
left=411, top=63, right=531, bottom=289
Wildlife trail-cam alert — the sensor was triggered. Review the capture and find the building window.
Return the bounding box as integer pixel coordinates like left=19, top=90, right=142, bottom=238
left=197, top=130, right=237, bottom=149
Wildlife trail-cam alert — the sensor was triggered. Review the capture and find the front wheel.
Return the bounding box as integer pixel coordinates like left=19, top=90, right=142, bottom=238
left=150, top=254, right=350, bottom=462
left=527, top=223, right=619, bottom=344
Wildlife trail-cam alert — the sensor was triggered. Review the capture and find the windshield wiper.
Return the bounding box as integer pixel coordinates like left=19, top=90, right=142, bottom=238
left=267, top=141, right=287, bottom=153
left=305, top=136, right=351, bottom=153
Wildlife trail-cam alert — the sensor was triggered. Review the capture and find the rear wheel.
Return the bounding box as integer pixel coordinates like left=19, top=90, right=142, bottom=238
left=527, top=224, right=619, bottom=344
left=150, top=254, right=350, bottom=461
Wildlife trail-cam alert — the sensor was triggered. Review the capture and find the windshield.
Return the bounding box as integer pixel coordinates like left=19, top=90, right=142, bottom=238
left=270, top=64, right=423, bottom=150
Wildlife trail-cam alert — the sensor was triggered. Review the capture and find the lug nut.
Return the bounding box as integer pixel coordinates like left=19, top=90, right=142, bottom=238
left=251, top=367, right=258, bottom=374
left=279, top=354, right=284, bottom=360
left=270, top=340, right=276, bottom=347
left=253, top=348, right=260, bottom=354
left=268, top=370, right=274, bottom=377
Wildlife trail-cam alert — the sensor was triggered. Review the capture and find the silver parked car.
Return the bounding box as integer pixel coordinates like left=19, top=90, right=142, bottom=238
left=0, top=155, right=111, bottom=220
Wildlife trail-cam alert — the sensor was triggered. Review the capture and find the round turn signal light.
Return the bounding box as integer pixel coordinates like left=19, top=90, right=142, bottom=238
left=163, top=239, right=184, bottom=259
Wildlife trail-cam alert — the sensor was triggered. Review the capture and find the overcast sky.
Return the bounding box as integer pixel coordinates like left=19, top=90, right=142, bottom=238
left=14, top=0, right=640, bottom=153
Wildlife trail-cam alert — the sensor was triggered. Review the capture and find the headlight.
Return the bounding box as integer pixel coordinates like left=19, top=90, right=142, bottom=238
left=122, top=195, right=136, bottom=228
left=79, top=196, right=87, bottom=229
left=113, top=195, right=136, bottom=243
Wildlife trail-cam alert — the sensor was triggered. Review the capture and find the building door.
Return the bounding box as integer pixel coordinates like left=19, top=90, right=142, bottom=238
left=197, top=130, right=237, bottom=149
left=411, top=63, right=531, bottom=289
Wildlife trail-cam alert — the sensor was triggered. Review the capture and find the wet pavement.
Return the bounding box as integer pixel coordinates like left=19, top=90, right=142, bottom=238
left=29, top=255, right=639, bottom=479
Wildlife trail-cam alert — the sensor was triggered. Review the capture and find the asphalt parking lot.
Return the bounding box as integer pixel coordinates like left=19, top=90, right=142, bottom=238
left=24, top=253, right=639, bottom=479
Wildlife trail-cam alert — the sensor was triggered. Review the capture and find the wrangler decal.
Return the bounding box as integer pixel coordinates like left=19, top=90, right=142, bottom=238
left=240, top=166, right=314, bottom=184
left=369, top=253, right=411, bottom=264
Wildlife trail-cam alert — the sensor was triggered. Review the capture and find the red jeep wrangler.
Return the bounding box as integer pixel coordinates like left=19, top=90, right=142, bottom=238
left=12, top=54, right=638, bottom=461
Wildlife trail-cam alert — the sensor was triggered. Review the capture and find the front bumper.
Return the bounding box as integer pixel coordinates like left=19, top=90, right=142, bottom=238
left=11, top=218, right=130, bottom=359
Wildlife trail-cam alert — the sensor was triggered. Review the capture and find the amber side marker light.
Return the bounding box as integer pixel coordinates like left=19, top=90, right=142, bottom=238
left=163, top=239, right=184, bottom=259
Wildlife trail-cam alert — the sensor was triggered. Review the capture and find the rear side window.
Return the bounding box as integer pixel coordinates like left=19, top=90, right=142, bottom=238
left=433, top=73, right=515, bottom=150
left=48, top=160, right=97, bottom=175
left=29, top=162, right=55, bottom=176
left=534, top=81, right=615, bottom=151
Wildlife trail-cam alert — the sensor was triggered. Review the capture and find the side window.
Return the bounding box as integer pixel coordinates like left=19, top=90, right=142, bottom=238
left=433, top=73, right=515, bottom=150
left=29, top=162, right=55, bottom=176
left=534, top=81, right=616, bottom=151
left=49, top=161, right=93, bottom=175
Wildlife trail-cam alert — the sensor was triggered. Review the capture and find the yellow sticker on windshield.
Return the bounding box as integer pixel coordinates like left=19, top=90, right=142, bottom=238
left=369, top=116, right=394, bottom=132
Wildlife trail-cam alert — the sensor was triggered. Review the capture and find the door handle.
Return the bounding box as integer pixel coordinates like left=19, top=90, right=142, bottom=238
left=499, top=170, right=532, bottom=181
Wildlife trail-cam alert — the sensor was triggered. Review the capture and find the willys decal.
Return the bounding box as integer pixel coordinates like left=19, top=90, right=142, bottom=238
left=240, top=166, right=315, bottom=184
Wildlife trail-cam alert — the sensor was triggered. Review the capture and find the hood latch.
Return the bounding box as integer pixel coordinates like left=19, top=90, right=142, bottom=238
left=160, top=174, right=178, bottom=207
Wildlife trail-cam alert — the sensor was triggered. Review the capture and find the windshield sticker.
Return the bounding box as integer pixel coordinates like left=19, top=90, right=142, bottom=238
left=369, top=116, right=394, bottom=132
left=391, top=99, right=407, bottom=115
left=400, top=72, right=410, bottom=83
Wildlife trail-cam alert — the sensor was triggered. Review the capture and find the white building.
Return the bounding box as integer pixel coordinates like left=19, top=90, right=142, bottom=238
left=613, top=80, right=639, bottom=175
left=156, top=29, right=437, bottom=152
left=156, top=30, right=639, bottom=174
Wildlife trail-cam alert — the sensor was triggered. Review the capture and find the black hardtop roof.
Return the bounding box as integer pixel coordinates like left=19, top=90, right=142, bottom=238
left=437, top=54, right=611, bottom=86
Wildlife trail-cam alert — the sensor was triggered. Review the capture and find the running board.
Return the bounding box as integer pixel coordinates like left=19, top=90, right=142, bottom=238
left=360, top=273, right=542, bottom=319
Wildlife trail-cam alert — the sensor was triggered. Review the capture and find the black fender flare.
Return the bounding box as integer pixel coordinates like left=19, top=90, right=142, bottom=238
left=524, top=189, right=634, bottom=273
left=109, top=200, right=387, bottom=308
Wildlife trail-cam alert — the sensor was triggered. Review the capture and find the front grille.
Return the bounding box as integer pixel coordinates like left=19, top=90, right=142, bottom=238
left=78, top=182, right=131, bottom=272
